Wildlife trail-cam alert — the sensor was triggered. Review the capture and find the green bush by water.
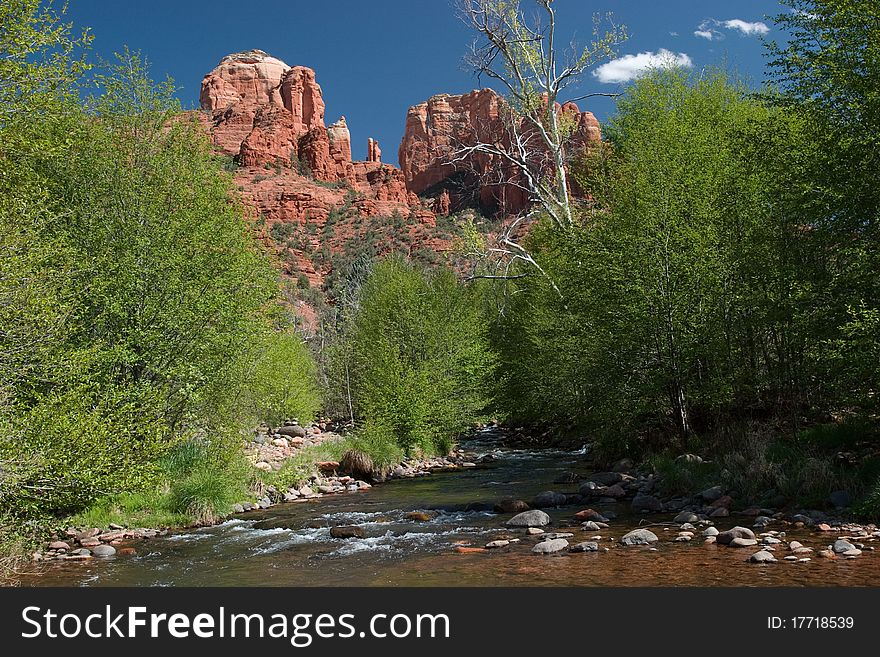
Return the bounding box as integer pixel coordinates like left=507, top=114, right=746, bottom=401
left=331, top=257, right=495, bottom=458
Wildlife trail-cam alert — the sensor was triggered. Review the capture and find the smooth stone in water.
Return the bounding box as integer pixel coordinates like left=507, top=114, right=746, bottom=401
left=485, top=540, right=510, bottom=549
left=674, top=511, right=699, bottom=523
left=92, top=544, right=116, bottom=558
left=716, top=527, right=756, bottom=545
left=532, top=538, right=569, bottom=554
left=581, top=521, right=601, bottom=531
left=506, top=510, right=551, bottom=527
left=750, top=550, right=778, bottom=563
left=620, top=529, right=659, bottom=546
left=729, top=537, right=759, bottom=548
left=702, top=526, right=719, bottom=537
left=569, top=541, right=599, bottom=553
left=833, top=539, right=856, bottom=554
left=329, top=526, right=365, bottom=539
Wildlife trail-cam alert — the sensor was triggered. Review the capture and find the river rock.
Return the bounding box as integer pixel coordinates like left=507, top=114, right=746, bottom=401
left=762, top=536, right=782, bottom=545
left=753, top=516, right=773, bottom=528
left=92, top=544, right=116, bottom=558
left=717, top=527, right=756, bottom=545
left=789, top=541, right=804, bottom=550
left=750, top=550, right=777, bottom=563
left=526, top=527, right=545, bottom=535
left=620, top=529, right=659, bottom=546
left=674, top=511, right=699, bottom=523
left=602, top=484, right=627, bottom=499
left=532, top=538, right=569, bottom=554
left=494, top=499, right=530, bottom=514
left=789, top=513, right=815, bottom=526
left=531, top=491, right=567, bottom=508
left=833, top=539, right=856, bottom=554
left=581, top=521, right=601, bottom=531
left=330, top=526, right=365, bottom=539
left=405, top=511, right=436, bottom=522
left=589, top=472, right=624, bottom=487
left=612, top=458, right=634, bottom=473
left=842, top=548, right=862, bottom=557
left=829, top=490, right=851, bottom=508
left=485, top=540, right=510, bottom=549
left=543, top=532, right=574, bottom=540
left=277, top=424, right=307, bottom=439
left=631, top=494, right=662, bottom=512
left=574, top=509, right=608, bottom=522
left=729, top=537, right=759, bottom=548
left=699, top=486, right=723, bottom=502
left=702, top=526, right=719, bottom=537
left=505, top=510, right=551, bottom=527
left=578, top=481, right=601, bottom=496
left=48, top=541, right=70, bottom=551
left=569, top=541, right=599, bottom=552
left=709, top=507, right=730, bottom=518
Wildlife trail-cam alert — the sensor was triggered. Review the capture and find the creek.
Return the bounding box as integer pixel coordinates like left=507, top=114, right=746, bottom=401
left=27, top=429, right=878, bottom=586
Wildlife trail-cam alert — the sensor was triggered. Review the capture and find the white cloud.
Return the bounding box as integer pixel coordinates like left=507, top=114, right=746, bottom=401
left=695, top=18, right=769, bottom=40
left=670, top=31, right=679, bottom=37
left=723, top=19, right=770, bottom=36
left=593, top=49, right=694, bottom=84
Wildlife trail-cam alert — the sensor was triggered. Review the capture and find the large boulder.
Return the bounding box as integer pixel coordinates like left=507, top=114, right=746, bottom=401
left=505, top=510, right=551, bottom=527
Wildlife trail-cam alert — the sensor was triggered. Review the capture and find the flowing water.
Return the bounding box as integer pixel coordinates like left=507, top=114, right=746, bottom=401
left=26, top=429, right=880, bottom=587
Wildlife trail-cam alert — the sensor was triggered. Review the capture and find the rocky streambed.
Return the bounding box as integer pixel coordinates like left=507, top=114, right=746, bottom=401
left=23, top=428, right=880, bottom=587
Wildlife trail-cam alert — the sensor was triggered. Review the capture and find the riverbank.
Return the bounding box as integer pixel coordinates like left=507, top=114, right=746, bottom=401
left=21, top=421, right=483, bottom=576
left=19, top=431, right=880, bottom=587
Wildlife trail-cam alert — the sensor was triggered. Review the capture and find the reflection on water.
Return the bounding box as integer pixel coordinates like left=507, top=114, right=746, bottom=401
left=24, top=431, right=880, bottom=587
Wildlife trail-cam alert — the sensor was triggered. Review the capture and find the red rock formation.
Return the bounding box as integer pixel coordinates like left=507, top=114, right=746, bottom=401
left=196, top=51, right=440, bottom=295
left=367, top=138, right=381, bottom=163
left=434, top=189, right=451, bottom=216
left=398, top=89, right=601, bottom=215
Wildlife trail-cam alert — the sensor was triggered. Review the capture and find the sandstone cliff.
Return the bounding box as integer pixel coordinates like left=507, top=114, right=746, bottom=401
left=398, top=88, right=601, bottom=215
left=197, top=51, right=434, bottom=294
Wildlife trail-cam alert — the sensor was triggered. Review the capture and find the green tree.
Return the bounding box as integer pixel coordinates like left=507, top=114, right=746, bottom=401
left=2, top=50, right=322, bottom=516
left=494, top=70, right=817, bottom=450
left=340, top=257, right=495, bottom=458
left=767, top=0, right=880, bottom=416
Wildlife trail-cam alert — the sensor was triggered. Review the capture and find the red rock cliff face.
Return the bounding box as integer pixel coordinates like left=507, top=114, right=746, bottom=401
left=398, top=88, right=601, bottom=215
left=196, top=51, right=434, bottom=294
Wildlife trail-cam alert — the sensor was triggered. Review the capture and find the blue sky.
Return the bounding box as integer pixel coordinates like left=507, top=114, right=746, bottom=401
left=67, top=1, right=789, bottom=164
